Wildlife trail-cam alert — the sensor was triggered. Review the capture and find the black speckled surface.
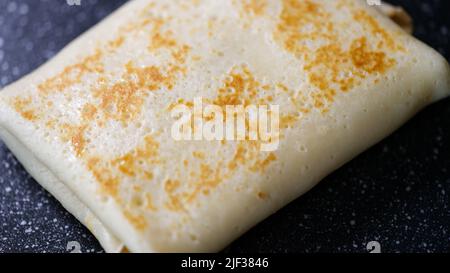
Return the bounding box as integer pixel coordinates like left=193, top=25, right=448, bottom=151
left=0, top=0, right=449, bottom=253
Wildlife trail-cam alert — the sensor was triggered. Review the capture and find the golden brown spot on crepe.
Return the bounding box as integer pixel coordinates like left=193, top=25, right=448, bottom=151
left=172, top=45, right=191, bottom=69
left=12, top=96, right=37, bottom=121
left=32, top=16, right=183, bottom=139
left=151, top=30, right=178, bottom=50
left=123, top=210, right=148, bottom=230
left=91, top=21, right=190, bottom=124
left=350, top=37, right=395, bottom=74
left=214, top=65, right=260, bottom=107
left=83, top=135, right=162, bottom=228
left=275, top=0, right=401, bottom=113
left=20, top=111, right=36, bottom=121
left=193, top=151, right=205, bottom=159
left=185, top=163, right=223, bottom=203
left=239, top=0, right=267, bottom=16
left=164, top=179, right=186, bottom=212
left=92, top=60, right=186, bottom=124
left=280, top=114, right=299, bottom=129
left=71, top=128, right=87, bottom=157
left=276, top=83, right=290, bottom=93
left=165, top=179, right=180, bottom=193
left=304, top=38, right=395, bottom=112
left=88, top=157, right=120, bottom=198
left=45, top=119, right=56, bottom=129
left=148, top=18, right=181, bottom=52
left=192, top=55, right=202, bottom=61
left=87, top=135, right=159, bottom=205
left=81, top=104, right=98, bottom=121
left=168, top=98, right=194, bottom=111
left=190, top=0, right=201, bottom=6
left=133, top=184, right=143, bottom=193
left=275, top=0, right=331, bottom=57
left=234, top=0, right=267, bottom=28
left=144, top=171, right=154, bottom=180
left=175, top=64, right=269, bottom=126
left=257, top=191, right=269, bottom=200
left=127, top=63, right=167, bottom=90
left=38, top=49, right=104, bottom=94
left=207, top=18, right=217, bottom=38
left=92, top=71, right=147, bottom=125
left=114, top=154, right=137, bottom=177
left=145, top=193, right=157, bottom=211
left=108, top=36, right=125, bottom=49
left=227, top=142, right=278, bottom=175
left=157, top=160, right=229, bottom=211
left=164, top=66, right=282, bottom=188
left=353, top=9, right=401, bottom=51
left=111, top=135, right=160, bottom=179
left=250, top=152, right=277, bottom=172
left=228, top=145, right=246, bottom=171
left=61, top=124, right=88, bottom=157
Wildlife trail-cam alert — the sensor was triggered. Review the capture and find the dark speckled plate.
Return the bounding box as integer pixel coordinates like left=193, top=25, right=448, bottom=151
left=0, top=0, right=449, bottom=253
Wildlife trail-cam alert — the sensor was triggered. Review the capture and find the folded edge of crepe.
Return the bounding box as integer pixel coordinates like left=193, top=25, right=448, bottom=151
left=0, top=0, right=143, bottom=253
left=0, top=0, right=449, bottom=252
left=0, top=128, right=123, bottom=252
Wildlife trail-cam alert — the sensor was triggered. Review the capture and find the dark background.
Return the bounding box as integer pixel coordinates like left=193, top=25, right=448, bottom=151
left=0, top=0, right=449, bottom=253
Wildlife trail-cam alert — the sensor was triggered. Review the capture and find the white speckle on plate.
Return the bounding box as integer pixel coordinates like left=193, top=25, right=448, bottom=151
left=7, top=2, right=17, bottom=13
left=12, top=66, right=20, bottom=76
left=18, top=4, right=29, bottom=15
left=25, top=41, right=33, bottom=52
left=1, top=62, right=9, bottom=71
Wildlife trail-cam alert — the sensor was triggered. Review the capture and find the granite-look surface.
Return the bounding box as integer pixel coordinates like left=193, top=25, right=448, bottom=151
left=0, top=0, right=449, bottom=253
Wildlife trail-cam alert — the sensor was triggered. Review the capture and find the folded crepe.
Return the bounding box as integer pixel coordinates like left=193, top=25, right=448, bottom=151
left=0, top=0, right=449, bottom=252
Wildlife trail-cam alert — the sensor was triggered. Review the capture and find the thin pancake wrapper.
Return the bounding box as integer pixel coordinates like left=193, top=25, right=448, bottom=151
left=0, top=0, right=449, bottom=252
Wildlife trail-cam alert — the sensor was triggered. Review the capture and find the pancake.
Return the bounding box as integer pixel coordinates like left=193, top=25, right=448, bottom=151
left=0, top=0, right=449, bottom=252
